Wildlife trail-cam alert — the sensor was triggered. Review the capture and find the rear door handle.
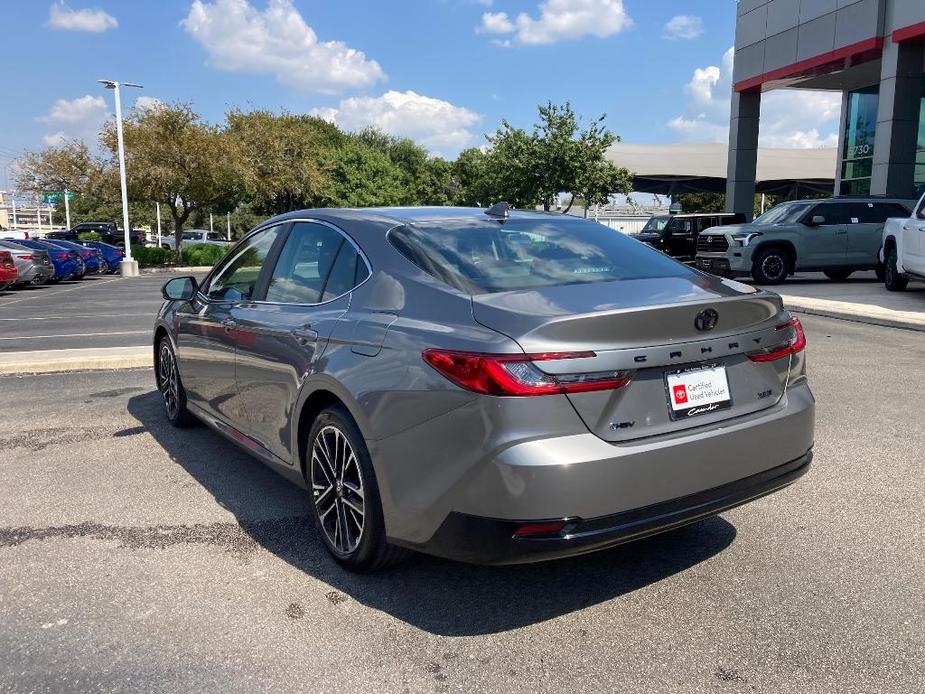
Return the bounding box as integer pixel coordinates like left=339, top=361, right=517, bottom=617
left=291, top=325, right=318, bottom=342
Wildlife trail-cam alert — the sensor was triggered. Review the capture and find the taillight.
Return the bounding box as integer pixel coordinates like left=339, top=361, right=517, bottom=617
left=747, top=317, right=806, bottom=363
left=422, top=349, right=632, bottom=396
left=55, top=252, right=69, bottom=260
left=19, top=254, right=34, bottom=260
left=512, top=521, right=566, bottom=538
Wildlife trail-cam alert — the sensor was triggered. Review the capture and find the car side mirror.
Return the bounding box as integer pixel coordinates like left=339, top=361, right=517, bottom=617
left=808, top=215, right=826, bottom=226
left=162, top=276, right=197, bottom=301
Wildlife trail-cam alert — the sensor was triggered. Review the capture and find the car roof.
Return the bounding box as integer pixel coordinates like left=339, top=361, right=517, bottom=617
left=671, top=213, right=741, bottom=218
left=264, top=206, right=568, bottom=228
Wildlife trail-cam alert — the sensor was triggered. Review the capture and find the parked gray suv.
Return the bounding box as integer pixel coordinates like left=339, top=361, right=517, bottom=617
left=154, top=207, right=814, bottom=570
left=695, top=197, right=914, bottom=284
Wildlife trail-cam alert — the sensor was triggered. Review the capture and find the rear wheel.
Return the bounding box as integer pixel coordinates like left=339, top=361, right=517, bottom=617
left=884, top=247, right=908, bottom=292
left=823, top=269, right=853, bottom=281
left=308, top=405, right=407, bottom=572
left=751, top=247, right=790, bottom=285
left=157, top=337, right=195, bottom=427
left=874, top=264, right=886, bottom=282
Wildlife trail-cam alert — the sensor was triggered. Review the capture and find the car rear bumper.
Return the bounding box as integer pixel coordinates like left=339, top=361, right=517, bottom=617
left=17, top=266, right=53, bottom=283
left=381, top=381, right=815, bottom=564
left=410, top=452, right=810, bottom=565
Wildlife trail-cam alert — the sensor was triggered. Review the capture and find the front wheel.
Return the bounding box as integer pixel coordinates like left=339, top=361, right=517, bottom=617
left=157, top=337, right=195, bottom=427
left=884, top=248, right=908, bottom=292
left=823, top=269, right=853, bottom=281
left=308, top=405, right=408, bottom=572
left=751, top=248, right=790, bottom=285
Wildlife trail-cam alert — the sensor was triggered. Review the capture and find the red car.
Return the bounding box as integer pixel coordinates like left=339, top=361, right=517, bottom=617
left=0, top=250, right=19, bottom=290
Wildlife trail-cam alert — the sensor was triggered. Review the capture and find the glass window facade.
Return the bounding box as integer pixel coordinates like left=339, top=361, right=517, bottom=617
left=915, top=76, right=925, bottom=198
left=840, top=86, right=879, bottom=196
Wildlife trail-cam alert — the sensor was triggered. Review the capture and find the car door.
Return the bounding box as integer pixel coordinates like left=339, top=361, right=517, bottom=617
left=845, top=202, right=896, bottom=267
left=231, top=220, right=371, bottom=463
left=799, top=204, right=848, bottom=268
left=904, top=199, right=925, bottom=274
left=174, top=224, right=285, bottom=425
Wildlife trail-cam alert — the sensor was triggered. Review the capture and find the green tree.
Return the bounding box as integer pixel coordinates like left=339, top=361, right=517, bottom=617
left=675, top=192, right=726, bottom=213
left=226, top=110, right=333, bottom=215
left=329, top=138, right=404, bottom=207
left=104, top=102, right=239, bottom=250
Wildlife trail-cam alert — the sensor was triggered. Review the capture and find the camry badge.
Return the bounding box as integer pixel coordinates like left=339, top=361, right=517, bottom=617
left=695, top=308, right=719, bottom=332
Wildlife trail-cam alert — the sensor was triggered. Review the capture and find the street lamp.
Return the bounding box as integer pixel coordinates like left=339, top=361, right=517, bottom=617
left=99, top=79, right=142, bottom=276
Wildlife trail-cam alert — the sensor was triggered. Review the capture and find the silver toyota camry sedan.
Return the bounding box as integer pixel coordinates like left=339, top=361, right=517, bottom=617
left=153, top=205, right=814, bottom=570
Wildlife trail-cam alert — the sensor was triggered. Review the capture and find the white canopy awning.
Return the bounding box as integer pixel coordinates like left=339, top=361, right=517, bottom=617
left=607, top=143, right=837, bottom=196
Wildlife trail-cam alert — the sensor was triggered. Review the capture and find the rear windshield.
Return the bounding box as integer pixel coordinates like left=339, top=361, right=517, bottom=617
left=388, top=216, right=694, bottom=294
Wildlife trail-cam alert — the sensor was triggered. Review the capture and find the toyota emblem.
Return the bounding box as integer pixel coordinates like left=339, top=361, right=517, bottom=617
left=695, top=308, right=719, bottom=332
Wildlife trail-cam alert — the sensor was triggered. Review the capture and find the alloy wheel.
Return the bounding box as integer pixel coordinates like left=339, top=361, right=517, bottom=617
left=311, top=425, right=365, bottom=554
left=762, top=254, right=785, bottom=281
left=158, top=342, right=179, bottom=420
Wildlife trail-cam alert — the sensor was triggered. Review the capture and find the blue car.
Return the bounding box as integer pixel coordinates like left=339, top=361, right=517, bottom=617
left=78, top=240, right=124, bottom=274
left=14, top=239, right=81, bottom=282
left=43, top=239, right=106, bottom=275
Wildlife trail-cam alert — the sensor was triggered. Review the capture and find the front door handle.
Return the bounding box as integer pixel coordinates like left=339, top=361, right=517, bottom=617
left=291, top=325, right=319, bottom=342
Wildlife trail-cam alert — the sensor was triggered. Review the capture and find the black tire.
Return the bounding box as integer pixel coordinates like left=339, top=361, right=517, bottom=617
left=751, top=247, right=790, bottom=285
left=874, top=264, right=886, bottom=282
left=74, top=273, right=85, bottom=281
left=157, top=337, right=195, bottom=427
left=307, top=405, right=408, bottom=572
left=884, top=247, right=908, bottom=292
left=823, top=269, right=853, bottom=281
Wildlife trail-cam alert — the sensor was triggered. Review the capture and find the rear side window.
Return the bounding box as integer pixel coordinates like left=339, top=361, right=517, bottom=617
left=847, top=202, right=901, bottom=224
left=388, top=217, right=694, bottom=294
left=265, top=222, right=368, bottom=304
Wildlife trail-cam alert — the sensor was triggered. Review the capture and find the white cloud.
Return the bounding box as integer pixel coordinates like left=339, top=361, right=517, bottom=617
left=37, top=94, right=109, bottom=145
left=42, top=131, right=68, bottom=147
left=181, top=0, right=385, bottom=94
left=478, top=0, right=632, bottom=45
left=133, top=96, right=164, bottom=113
left=668, top=47, right=841, bottom=149
left=48, top=1, right=118, bottom=32
left=662, top=15, right=703, bottom=40
left=479, top=11, right=515, bottom=34
left=311, top=90, right=482, bottom=156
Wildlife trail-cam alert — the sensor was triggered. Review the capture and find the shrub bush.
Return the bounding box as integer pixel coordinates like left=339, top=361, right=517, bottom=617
left=131, top=245, right=174, bottom=267
left=77, top=231, right=102, bottom=241
left=181, top=243, right=230, bottom=267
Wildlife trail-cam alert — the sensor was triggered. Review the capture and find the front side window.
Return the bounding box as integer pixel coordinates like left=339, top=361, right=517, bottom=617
left=641, top=216, right=669, bottom=233
left=389, top=217, right=694, bottom=294
left=667, top=218, right=693, bottom=234
left=265, top=222, right=368, bottom=304
left=206, top=225, right=282, bottom=301
left=753, top=202, right=813, bottom=226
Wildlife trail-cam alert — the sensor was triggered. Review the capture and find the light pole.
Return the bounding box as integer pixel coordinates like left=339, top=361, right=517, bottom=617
left=99, top=79, right=142, bottom=276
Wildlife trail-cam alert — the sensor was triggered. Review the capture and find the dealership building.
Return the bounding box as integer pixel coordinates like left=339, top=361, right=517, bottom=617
left=728, top=0, right=925, bottom=217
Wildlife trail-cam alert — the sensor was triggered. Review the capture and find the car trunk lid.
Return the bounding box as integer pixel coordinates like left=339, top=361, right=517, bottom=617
left=471, top=275, right=794, bottom=442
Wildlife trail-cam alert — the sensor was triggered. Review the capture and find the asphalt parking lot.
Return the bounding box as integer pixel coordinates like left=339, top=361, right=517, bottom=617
left=0, top=273, right=197, bottom=353
left=0, top=314, right=923, bottom=693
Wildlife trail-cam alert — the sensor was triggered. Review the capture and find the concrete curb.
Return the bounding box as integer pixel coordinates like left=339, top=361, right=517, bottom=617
left=140, top=266, right=212, bottom=274
left=780, top=295, right=925, bottom=332
left=0, top=347, right=151, bottom=375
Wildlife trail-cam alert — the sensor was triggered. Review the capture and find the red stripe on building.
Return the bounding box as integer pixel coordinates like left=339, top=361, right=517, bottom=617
left=733, top=37, right=884, bottom=92
left=892, top=21, right=925, bottom=44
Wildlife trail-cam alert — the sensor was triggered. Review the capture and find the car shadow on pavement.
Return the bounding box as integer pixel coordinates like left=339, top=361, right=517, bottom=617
left=128, top=390, right=737, bottom=637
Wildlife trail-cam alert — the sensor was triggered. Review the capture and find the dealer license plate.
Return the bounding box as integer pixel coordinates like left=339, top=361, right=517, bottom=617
left=666, top=365, right=732, bottom=419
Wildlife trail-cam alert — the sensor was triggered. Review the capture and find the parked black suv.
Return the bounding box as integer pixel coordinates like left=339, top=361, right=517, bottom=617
left=47, top=222, right=144, bottom=246
left=633, top=212, right=746, bottom=260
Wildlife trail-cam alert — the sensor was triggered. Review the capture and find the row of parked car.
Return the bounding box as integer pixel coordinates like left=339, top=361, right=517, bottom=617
left=0, top=234, right=124, bottom=291
left=632, top=194, right=923, bottom=288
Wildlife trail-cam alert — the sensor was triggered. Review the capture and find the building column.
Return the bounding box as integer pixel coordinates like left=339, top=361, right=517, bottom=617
left=870, top=41, right=924, bottom=198
left=833, top=92, right=850, bottom=197
left=725, top=89, right=761, bottom=221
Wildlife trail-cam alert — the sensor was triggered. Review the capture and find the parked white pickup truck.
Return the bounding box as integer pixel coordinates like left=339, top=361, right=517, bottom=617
left=158, top=229, right=231, bottom=251
left=881, top=191, right=925, bottom=291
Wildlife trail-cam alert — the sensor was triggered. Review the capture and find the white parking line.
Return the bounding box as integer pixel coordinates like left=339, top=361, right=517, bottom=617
left=0, top=313, right=152, bottom=322
left=0, top=330, right=149, bottom=341
left=0, top=278, right=122, bottom=307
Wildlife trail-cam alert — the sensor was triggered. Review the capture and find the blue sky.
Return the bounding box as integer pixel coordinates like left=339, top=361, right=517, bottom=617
left=1, top=1, right=841, bottom=191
